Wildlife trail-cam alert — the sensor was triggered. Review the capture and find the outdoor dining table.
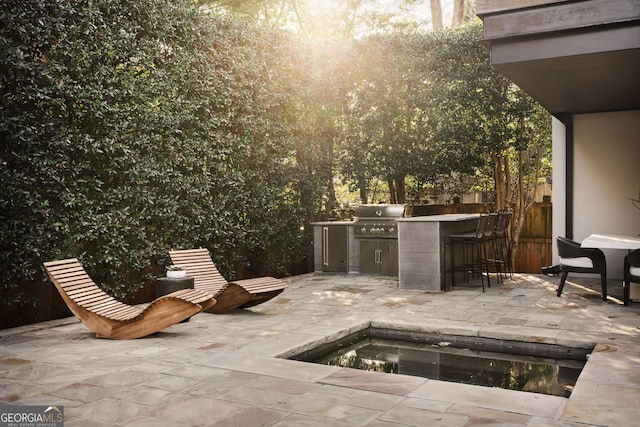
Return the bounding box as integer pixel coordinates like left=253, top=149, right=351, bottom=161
left=581, top=233, right=640, bottom=250
left=581, top=233, right=640, bottom=302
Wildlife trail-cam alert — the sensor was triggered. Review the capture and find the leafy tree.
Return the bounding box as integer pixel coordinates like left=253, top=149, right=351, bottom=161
left=452, top=0, right=477, bottom=26
left=199, top=19, right=307, bottom=279
left=430, top=0, right=444, bottom=29
left=417, top=21, right=503, bottom=186
left=209, top=0, right=434, bottom=37
left=338, top=26, right=492, bottom=205
left=336, top=20, right=550, bottom=265
left=420, top=21, right=551, bottom=261
left=284, top=37, right=356, bottom=222
left=338, top=32, right=426, bottom=204
left=1, top=0, right=304, bottom=303
left=497, top=97, right=551, bottom=262
left=1, top=0, right=552, bottom=315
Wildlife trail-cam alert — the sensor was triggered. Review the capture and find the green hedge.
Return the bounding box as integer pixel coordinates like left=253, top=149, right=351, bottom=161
left=1, top=0, right=306, bottom=302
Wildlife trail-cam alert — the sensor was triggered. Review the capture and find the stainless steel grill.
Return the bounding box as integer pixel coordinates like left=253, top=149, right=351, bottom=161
left=352, top=204, right=406, bottom=239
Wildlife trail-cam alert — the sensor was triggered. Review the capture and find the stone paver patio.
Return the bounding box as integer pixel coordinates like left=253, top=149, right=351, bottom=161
left=1, top=273, right=639, bottom=426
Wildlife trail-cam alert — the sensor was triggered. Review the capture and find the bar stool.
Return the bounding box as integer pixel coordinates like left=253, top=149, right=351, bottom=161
left=478, top=212, right=499, bottom=286
left=447, top=213, right=496, bottom=292
left=487, top=210, right=513, bottom=283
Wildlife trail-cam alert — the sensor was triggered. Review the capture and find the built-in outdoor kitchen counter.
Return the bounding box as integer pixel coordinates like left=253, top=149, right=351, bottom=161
left=312, top=210, right=481, bottom=291
left=312, top=204, right=406, bottom=275
left=397, top=213, right=480, bottom=291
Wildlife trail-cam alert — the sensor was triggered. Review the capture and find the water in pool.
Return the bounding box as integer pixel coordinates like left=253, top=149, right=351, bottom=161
left=313, top=338, right=585, bottom=397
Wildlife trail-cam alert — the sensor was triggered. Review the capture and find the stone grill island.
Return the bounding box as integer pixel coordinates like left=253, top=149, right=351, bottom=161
left=312, top=211, right=481, bottom=291
left=397, top=214, right=480, bottom=291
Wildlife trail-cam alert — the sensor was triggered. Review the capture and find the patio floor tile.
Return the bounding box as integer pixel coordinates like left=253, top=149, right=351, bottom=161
left=0, top=273, right=637, bottom=426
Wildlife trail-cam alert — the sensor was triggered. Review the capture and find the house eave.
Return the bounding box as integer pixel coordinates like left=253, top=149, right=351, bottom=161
left=477, top=0, right=640, bottom=115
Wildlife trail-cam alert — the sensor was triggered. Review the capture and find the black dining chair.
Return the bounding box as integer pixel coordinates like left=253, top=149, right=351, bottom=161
left=623, top=249, right=640, bottom=306
left=556, top=237, right=608, bottom=300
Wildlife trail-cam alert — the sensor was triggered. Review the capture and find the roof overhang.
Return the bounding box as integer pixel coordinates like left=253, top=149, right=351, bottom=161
left=477, top=0, right=640, bottom=116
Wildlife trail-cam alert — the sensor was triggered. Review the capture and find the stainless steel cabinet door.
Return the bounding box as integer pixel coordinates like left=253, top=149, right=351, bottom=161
left=359, top=239, right=379, bottom=273
left=322, top=226, right=349, bottom=272
left=378, top=240, right=398, bottom=275
left=359, top=239, right=398, bottom=275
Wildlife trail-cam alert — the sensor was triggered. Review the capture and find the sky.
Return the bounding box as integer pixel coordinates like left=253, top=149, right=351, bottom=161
left=371, top=0, right=454, bottom=25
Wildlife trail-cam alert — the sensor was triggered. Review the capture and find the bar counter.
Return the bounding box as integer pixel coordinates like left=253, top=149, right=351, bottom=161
left=397, top=214, right=480, bottom=291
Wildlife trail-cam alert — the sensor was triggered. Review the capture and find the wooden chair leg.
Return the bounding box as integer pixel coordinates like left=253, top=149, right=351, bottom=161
left=557, top=271, right=568, bottom=297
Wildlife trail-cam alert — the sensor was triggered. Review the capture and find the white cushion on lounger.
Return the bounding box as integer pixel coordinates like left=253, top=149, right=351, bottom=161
left=630, top=266, right=640, bottom=277
left=559, top=256, right=593, bottom=269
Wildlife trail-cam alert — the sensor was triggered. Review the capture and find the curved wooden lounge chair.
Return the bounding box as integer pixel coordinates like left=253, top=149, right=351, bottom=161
left=43, top=258, right=217, bottom=339
left=169, top=248, right=286, bottom=314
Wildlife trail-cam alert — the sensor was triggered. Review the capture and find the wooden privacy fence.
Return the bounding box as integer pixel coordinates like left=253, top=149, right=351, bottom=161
left=408, top=202, right=552, bottom=274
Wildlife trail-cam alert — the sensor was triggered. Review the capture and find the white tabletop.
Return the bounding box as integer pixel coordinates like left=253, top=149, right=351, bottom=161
left=581, top=234, right=640, bottom=250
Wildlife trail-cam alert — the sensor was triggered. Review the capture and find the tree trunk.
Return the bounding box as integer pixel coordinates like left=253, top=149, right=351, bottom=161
left=452, top=0, right=478, bottom=26
left=359, top=181, right=368, bottom=205
left=452, top=0, right=465, bottom=26
left=493, top=153, right=505, bottom=210
left=388, top=178, right=397, bottom=204
left=326, top=172, right=338, bottom=214
left=430, top=0, right=444, bottom=30
left=511, top=150, right=525, bottom=266
left=395, top=175, right=406, bottom=204
left=466, top=0, right=478, bottom=23
left=510, top=116, right=542, bottom=269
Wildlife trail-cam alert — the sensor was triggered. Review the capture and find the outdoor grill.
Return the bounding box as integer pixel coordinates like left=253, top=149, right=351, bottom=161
left=352, top=204, right=407, bottom=239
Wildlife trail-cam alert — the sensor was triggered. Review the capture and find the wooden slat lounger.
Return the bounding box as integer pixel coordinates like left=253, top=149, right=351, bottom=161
left=169, top=248, right=287, bottom=314
left=43, top=258, right=217, bottom=339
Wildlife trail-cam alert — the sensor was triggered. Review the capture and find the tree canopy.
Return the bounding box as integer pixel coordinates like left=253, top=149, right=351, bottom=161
left=1, top=0, right=550, bottom=308
left=1, top=0, right=304, bottom=301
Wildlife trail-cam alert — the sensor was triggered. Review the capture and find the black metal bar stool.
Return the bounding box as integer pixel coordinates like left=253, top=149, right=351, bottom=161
left=495, top=210, right=513, bottom=280
left=447, top=214, right=491, bottom=292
